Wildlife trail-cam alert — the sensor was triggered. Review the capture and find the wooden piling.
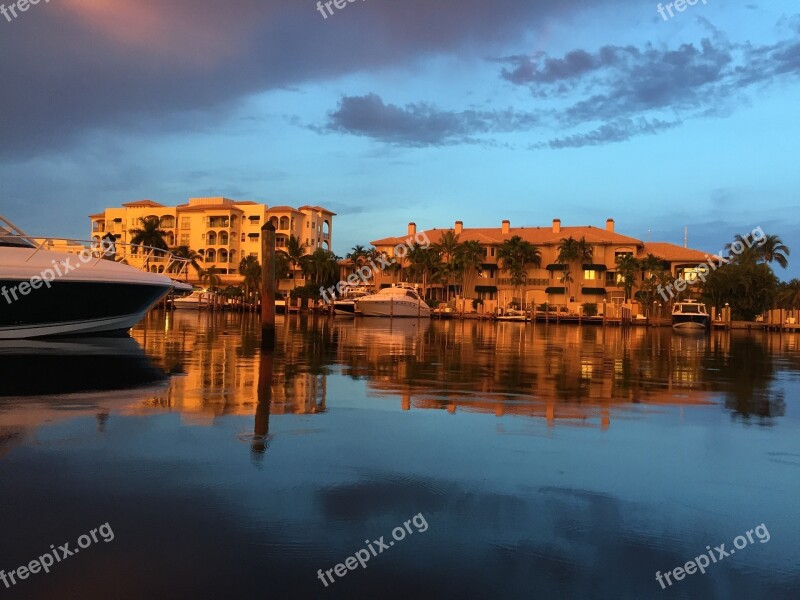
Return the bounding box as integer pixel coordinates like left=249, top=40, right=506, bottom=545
left=260, top=222, right=277, bottom=349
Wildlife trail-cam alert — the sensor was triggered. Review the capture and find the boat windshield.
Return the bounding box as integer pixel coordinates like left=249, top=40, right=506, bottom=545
left=677, top=303, right=706, bottom=314
left=0, top=223, right=36, bottom=249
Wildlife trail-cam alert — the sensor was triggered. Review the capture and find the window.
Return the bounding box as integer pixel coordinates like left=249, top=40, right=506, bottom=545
left=490, top=248, right=495, bottom=257
left=180, top=234, right=190, bottom=245
left=583, top=270, right=598, bottom=280
left=181, top=217, right=191, bottom=229
left=241, top=233, right=245, bottom=242
left=279, top=216, right=290, bottom=230
left=681, top=268, right=699, bottom=283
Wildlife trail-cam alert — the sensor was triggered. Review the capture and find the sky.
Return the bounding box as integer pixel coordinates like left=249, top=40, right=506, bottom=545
left=0, top=0, right=798, bottom=279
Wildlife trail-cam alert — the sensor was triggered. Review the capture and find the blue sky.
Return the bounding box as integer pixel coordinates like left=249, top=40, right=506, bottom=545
left=1, top=0, right=798, bottom=278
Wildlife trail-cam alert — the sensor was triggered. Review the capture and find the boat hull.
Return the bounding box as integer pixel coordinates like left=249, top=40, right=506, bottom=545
left=672, top=315, right=710, bottom=332
left=333, top=300, right=357, bottom=316
left=0, top=280, right=170, bottom=339
left=357, top=299, right=431, bottom=318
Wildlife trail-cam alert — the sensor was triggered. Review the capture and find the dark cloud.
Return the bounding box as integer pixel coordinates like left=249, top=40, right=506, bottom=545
left=322, top=93, right=539, bottom=146
left=540, top=118, right=681, bottom=149
left=0, top=0, right=590, bottom=160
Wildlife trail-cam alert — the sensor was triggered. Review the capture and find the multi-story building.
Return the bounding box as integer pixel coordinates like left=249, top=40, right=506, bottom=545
left=371, top=218, right=709, bottom=310
left=89, top=197, right=335, bottom=288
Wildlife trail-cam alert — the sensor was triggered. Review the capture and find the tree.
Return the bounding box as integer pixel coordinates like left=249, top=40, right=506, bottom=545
left=435, top=230, right=461, bottom=301
left=200, top=266, right=222, bottom=290
left=406, top=244, right=441, bottom=298
left=170, top=245, right=202, bottom=280
left=346, top=245, right=369, bottom=268
left=758, top=234, right=790, bottom=269
left=497, top=236, right=541, bottom=306
left=130, top=217, right=168, bottom=252
left=702, top=261, right=778, bottom=321
left=557, top=236, right=592, bottom=300
left=615, top=254, right=639, bottom=302
left=301, top=248, right=339, bottom=288
left=777, top=279, right=800, bottom=309
left=285, top=235, right=308, bottom=289
left=455, top=240, right=484, bottom=298
left=238, top=255, right=261, bottom=302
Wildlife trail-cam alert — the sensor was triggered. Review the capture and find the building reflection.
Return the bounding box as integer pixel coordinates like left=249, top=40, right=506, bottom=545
left=126, top=311, right=787, bottom=428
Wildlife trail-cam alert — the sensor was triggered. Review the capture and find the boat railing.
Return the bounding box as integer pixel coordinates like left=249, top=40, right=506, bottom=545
left=3, top=236, right=191, bottom=281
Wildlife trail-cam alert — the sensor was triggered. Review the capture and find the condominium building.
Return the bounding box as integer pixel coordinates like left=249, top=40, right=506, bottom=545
left=89, top=197, right=334, bottom=286
left=371, top=218, right=709, bottom=308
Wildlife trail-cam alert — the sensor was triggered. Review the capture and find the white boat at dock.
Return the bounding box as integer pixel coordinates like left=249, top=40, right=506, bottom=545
left=355, top=284, right=432, bottom=318
left=672, top=299, right=710, bottom=333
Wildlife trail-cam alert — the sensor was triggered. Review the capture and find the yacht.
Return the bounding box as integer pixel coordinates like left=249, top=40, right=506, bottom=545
left=495, top=307, right=527, bottom=322
left=172, top=289, right=214, bottom=310
left=0, top=216, right=182, bottom=339
left=672, top=299, right=710, bottom=332
left=333, top=285, right=370, bottom=316
left=355, top=284, right=432, bottom=318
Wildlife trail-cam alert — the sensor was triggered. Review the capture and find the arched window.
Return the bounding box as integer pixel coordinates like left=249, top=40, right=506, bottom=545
left=219, top=231, right=229, bottom=246
left=207, top=231, right=217, bottom=245
left=269, top=217, right=278, bottom=229
left=279, top=216, right=290, bottom=230
left=219, top=249, right=229, bottom=263
left=206, top=249, right=217, bottom=263
left=322, top=220, right=330, bottom=236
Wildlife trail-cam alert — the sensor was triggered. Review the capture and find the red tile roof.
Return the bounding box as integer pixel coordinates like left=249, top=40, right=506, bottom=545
left=372, top=225, right=643, bottom=247
left=640, top=243, right=713, bottom=263
left=121, top=200, right=165, bottom=208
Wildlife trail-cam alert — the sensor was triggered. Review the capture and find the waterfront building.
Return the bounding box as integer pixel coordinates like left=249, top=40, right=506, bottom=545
left=89, top=197, right=334, bottom=289
left=371, top=218, right=710, bottom=311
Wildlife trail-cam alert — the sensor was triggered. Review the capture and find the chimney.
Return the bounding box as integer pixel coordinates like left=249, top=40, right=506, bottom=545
left=408, top=222, right=416, bottom=237
left=455, top=221, right=463, bottom=235
left=606, top=218, right=615, bottom=233
left=501, top=219, right=510, bottom=234
left=552, top=218, right=561, bottom=234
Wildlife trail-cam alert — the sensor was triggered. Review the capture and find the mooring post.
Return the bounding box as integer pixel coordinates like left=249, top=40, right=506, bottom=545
left=261, top=221, right=277, bottom=349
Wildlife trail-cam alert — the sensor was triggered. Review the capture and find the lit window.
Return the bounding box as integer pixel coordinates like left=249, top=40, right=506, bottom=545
left=583, top=270, right=597, bottom=280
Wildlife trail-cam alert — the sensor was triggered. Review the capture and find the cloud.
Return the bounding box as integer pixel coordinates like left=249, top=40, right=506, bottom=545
left=0, top=0, right=590, bottom=160
left=322, top=94, right=539, bottom=146
left=540, top=118, right=681, bottom=149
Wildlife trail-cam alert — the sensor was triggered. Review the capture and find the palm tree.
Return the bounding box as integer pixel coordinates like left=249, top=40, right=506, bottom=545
left=406, top=244, right=441, bottom=298
left=435, top=230, right=461, bottom=301
left=129, top=217, right=168, bottom=252
left=346, top=245, right=369, bottom=267
left=456, top=240, right=484, bottom=298
left=615, top=254, right=639, bottom=302
left=497, top=236, right=541, bottom=307
left=557, top=236, right=592, bottom=300
left=285, top=235, right=308, bottom=289
left=301, top=248, right=339, bottom=288
left=170, top=245, right=202, bottom=280
left=759, top=234, right=790, bottom=269
left=200, top=266, right=222, bottom=290
left=777, top=279, right=800, bottom=309
left=238, top=255, right=262, bottom=302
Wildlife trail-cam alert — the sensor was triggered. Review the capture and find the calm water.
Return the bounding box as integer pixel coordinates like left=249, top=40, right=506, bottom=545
left=1, top=312, right=799, bottom=599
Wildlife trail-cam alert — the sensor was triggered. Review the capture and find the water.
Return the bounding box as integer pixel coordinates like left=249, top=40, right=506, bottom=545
left=1, top=312, right=799, bottom=599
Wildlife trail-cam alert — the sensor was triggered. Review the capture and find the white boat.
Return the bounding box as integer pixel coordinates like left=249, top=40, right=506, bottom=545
left=355, top=284, right=431, bottom=318
left=172, top=289, right=215, bottom=310
left=672, top=299, right=710, bottom=332
left=495, top=307, right=527, bottom=322
left=0, top=216, right=185, bottom=339
left=333, top=285, right=370, bottom=316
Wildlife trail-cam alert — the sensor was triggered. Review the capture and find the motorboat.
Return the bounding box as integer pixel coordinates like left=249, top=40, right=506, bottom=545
left=333, top=285, right=370, bottom=316
left=355, top=284, right=431, bottom=318
left=172, top=289, right=214, bottom=310
left=0, top=215, right=186, bottom=338
left=672, top=299, right=710, bottom=332
left=495, top=307, right=527, bottom=322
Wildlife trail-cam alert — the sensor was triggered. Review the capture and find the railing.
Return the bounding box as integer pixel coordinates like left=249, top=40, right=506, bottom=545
left=0, top=216, right=192, bottom=279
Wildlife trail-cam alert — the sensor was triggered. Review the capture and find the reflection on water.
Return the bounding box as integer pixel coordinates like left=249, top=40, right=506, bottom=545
left=128, top=312, right=792, bottom=426
left=0, top=312, right=799, bottom=599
